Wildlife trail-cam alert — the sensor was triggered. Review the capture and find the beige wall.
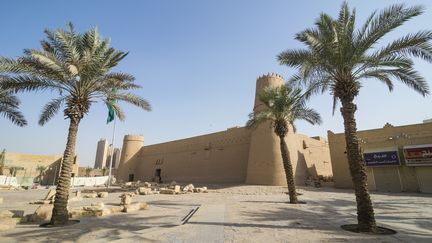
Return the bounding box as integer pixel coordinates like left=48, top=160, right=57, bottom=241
left=328, top=122, right=432, bottom=193
left=78, top=167, right=117, bottom=177
left=126, top=127, right=251, bottom=183
left=117, top=73, right=333, bottom=185
left=2, top=152, right=79, bottom=185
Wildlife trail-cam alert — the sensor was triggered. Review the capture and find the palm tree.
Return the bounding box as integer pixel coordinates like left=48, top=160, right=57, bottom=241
left=9, top=166, right=23, bottom=177
left=277, top=2, right=431, bottom=232
left=0, top=23, right=151, bottom=226
left=36, top=165, right=47, bottom=183
left=0, top=87, right=27, bottom=126
left=0, top=149, right=5, bottom=175
left=246, top=84, right=321, bottom=203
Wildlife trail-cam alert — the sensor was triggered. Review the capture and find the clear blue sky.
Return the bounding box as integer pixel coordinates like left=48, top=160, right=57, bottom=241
left=1, top=0, right=432, bottom=167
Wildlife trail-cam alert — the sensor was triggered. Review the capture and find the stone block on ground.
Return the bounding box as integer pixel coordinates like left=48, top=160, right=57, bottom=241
left=143, top=182, right=151, bottom=187
left=75, top=190, right=81, bottom=197
left=79, top=204, right=111, bottom=217
left=97, top=192, right=108, bottom=198
left=193, top=187, right=207, bottom=193
left=138, top=187, right=152, bottom=195
left=122, top=202, right=148, bottom=213
left=160, top=189, right=176, bottom=195
left=120, top=193, right=132, bottom=205
left=0, top=218, right=17, bottom=231
left=174, top=185, right=181, bottom=193
left=91, top=202, right=105, bottom=208
left=183, top=184, right=195, bottom=192
left=83, top=193, right=97, bottom=198
left=0, top=210, right=14, bottom=219
left=109, top=206, right=124, bottom=214
left=69, top=208, right=94, bottom=218
left=26, top=205, right=53, bottom=222
left=169, top=181, right=177, bottom=186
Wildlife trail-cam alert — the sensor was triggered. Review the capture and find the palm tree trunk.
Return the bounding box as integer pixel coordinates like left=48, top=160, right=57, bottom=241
left=340, top=99, right=376, bottom=232
left=50, top=118, right=80, bottom=225
left=279, top=135, right=298, bottom=204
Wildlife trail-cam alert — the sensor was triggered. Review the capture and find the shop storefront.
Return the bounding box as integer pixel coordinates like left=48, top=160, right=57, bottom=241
left=363, top=149, right=402, bottom=192
left=403, top=144, right=432, bottom=193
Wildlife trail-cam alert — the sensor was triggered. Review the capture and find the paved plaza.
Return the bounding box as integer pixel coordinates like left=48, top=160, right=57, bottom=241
left=0, top=185, right=431, bottom=242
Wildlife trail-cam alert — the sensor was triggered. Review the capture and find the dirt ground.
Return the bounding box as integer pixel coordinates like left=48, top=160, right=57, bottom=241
left=0, top=185, right=431, bottom=242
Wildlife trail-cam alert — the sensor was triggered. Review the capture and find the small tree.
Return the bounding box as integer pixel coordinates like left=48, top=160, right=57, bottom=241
left=85, top=167, right=93, bottom=177
left=9, top=166, right=23, bottom=177
left=101, top=167, right=107, bottom=176
left=36, top=165, right=47, bottom=183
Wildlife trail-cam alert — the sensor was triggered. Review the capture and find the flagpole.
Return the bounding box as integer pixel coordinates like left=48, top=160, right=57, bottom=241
left=107, top=115, right=116, bottom=188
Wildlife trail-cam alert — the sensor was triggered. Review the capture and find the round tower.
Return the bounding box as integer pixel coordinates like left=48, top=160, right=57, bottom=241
left=117, top=135, right=144, bottom=182
left=245, top=73, right=287, bottom=185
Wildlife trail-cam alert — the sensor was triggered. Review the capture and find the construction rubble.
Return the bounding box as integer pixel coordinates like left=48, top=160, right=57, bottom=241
left=121, top=181, right=209, bottom=195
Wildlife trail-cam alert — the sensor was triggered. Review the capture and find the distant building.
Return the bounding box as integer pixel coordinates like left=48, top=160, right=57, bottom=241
left=1, top=151, right=79, bottom=186
left=104, top=147, right=121, bottom=168
left=423, top=118, right=432, bottom=124
left=94, top=139, right=108, bottom=169
left=112, top=148, right=121, bottom=169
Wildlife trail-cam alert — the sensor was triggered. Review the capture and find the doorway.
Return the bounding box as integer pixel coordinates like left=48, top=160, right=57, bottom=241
left=155, top=169, right=162, bottom=183
left=128, top=174, right=134, bottom=182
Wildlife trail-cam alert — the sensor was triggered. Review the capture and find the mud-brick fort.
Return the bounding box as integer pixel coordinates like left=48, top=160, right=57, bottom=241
left=117, top=74, right=333, bottom=186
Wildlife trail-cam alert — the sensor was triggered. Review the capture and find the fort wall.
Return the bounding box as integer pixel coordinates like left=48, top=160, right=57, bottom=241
left=117, top=73, right=333, bottom=185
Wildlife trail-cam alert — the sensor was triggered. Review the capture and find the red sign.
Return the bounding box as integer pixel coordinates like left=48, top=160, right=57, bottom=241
left=403, top=144, right=432, bottom=166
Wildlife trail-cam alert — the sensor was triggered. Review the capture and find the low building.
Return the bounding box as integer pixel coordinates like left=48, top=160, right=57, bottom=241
left=117, top=74, right=333, bottom=185
left=1, top=151, right=79, bottom=186
left=328, top=122, right=432, bottom=193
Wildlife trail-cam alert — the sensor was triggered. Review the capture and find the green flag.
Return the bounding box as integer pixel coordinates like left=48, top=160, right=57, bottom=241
left=106, top=102, right=115, bottom=124
left=106, top=88, right=117, bottom=124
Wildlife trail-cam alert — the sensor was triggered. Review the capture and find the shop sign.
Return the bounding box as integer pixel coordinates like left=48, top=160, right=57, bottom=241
left=363, top=151, right=400, bottom=166
left=403, top=144, right=432, bottom=166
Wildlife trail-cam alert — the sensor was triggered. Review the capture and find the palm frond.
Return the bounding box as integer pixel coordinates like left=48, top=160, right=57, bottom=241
left=0, top=90, right=27, bottom=127
left=389, top=68, right=429, bottom=96
left=246, top=84, right=321, bottom=133
left=109, top=102, right=125, bottom=121
left=357, top=4, right=424, bottom=55
left=39, top=97, right=65, bottom=125
left=113, top=93, right=151, bottom=111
